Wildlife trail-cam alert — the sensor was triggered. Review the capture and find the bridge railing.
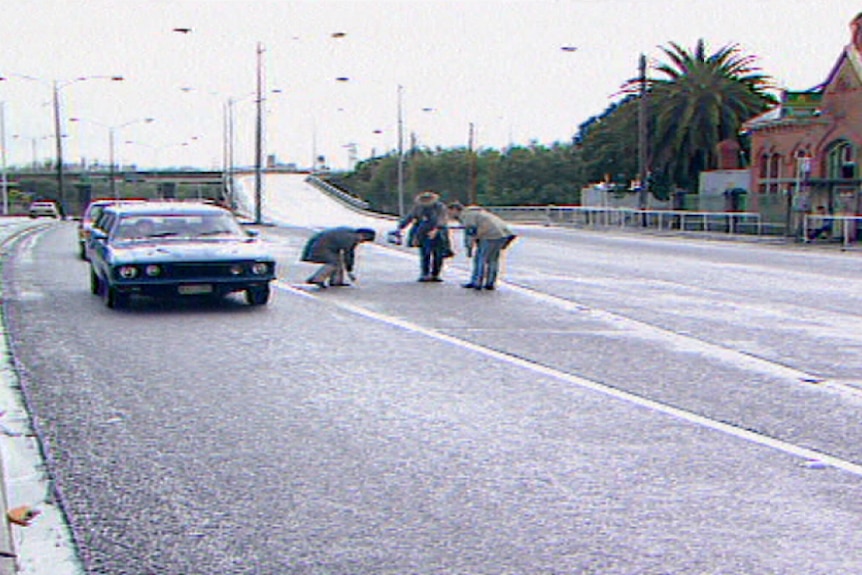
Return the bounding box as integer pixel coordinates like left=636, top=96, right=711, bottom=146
left=305, top=175, right=370, bottom=211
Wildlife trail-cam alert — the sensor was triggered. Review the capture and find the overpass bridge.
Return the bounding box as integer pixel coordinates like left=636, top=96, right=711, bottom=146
left=3, top=168, right=314, bottom=216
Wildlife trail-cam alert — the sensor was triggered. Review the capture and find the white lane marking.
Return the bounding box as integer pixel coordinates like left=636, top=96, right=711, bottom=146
left=274, top=279, right=862, bottom=477
left=504, top=281, right=824, bottom=384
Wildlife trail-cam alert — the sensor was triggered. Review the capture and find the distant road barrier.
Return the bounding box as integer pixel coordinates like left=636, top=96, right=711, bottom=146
left=305, top=175, right=370, bottom=211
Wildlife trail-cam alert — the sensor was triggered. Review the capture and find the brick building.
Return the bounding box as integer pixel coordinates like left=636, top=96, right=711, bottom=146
left=743, top=12, right=862, bottom=229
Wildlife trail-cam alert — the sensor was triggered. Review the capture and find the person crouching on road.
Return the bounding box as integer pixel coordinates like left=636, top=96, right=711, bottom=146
left=394, top=190, right=453, bottom=282
left=447, top=202, right=517, bottom=291
left=302, top=227, right=376, bottom=288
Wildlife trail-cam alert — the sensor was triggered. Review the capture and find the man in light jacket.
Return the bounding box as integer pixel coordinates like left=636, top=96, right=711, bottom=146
left=448, top=202, right=516, bottom=290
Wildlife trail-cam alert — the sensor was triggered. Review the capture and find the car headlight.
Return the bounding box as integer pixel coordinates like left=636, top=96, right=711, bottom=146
left=118, top=265, right=138, bottom=279
left=250, top=262, right=269, bottom=275
left=229, top=264, right=244, bottom=276
left=144, top=265, right=162, bottom=277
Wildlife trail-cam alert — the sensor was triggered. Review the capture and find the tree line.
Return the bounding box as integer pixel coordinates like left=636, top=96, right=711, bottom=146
left=329, top=39, right=776, bottom=214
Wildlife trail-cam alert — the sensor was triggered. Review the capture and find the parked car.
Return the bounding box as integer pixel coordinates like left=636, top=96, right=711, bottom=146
left=88, top=201, right=276, bottom=308
left=28, top=200, right=60, bottom=219
left=78, top=198, right=145, bottom=260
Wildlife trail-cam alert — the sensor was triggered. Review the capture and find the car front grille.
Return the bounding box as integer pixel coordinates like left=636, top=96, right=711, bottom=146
left=113, top=261, right=274, bottom=282
left=166, top=262, right=268, bottom=279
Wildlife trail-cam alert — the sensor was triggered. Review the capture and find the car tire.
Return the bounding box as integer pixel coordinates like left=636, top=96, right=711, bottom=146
left=90, top=269, right=101, bottom=295
left=245, top=285, right=270, bottom=306
left=104, top=285, right=129, bottom=309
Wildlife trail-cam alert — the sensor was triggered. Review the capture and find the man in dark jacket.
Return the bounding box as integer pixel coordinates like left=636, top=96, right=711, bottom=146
left=395, top=190, right=453, bottom=282
left=302, top=227, right=376, bottom=288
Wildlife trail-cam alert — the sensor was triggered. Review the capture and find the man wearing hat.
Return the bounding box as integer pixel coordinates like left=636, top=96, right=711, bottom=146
left=394, top=190, right=453, bottom=282
left=301, top=227, right=377, bottom=288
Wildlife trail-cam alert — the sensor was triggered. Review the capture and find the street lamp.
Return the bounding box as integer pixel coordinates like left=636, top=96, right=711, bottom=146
left=70, top=116, right=154, bottom=198
left=182, top=85, right=281, bottom=212
left=254, top=41, right=266, bottom=225
left=335, top=77, right=407, bottom=215
left=2, top=73, right=124, bottom=215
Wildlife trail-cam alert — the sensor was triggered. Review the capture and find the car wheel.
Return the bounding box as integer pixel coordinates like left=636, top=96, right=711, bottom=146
left=245, top=285, right=270, bottom=306
left=90, top=269, right=101, bottom=295
left=104, top=285, right=129, bottom=309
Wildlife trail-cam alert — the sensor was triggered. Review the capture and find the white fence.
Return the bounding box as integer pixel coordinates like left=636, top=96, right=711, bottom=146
left=487, top=205, right=862, bottom=248
left=489, top=206, right=765, bottom=235
left=802, top=214, right=862, bottom=248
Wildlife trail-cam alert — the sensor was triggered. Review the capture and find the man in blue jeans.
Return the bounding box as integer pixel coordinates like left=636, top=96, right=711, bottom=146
left=447, top=202, right=516, bottom=290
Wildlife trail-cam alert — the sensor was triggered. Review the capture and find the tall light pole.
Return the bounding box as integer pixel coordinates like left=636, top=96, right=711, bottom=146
left=108, top=118, right=154, bottom=198
left=637, top=53, right=649, bottom=213
left=71, top=116, right=154, bottom=198
left=254, top=41, right=265, bottom=224
left=397, top=84, right=405, bottom=218
left=5, top=74, right=124, bottom=215
left=51, top=76, right=124, bottom=214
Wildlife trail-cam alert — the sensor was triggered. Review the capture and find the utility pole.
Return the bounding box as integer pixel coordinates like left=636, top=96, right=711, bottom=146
left=468, top=122, right=477, bottom=205
left=637, top=53, right=649, bottom=215
left=397, top=84, right=405, bottom=218
left=109, top=126, right=117, bottom=198
left=52, top=81, right=65, bottom=217
left=254, top=41, right=265, bottom=224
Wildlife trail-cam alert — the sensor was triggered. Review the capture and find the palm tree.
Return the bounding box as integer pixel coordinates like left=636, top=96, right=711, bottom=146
left=635, top=39, right=777, bottom=191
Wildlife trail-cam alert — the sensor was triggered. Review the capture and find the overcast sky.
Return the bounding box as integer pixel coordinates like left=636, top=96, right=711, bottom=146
left=0, top=0, right=855, bottom=171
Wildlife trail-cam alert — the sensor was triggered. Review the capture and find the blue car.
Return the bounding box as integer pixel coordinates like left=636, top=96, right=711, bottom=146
left=88, top=201, right=276, bottom=308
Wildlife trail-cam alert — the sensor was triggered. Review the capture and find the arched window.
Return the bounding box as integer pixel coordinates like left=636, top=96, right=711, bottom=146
left=763, top=153, right=782, bottom=193
left=826, top=140, right=856, bottom=180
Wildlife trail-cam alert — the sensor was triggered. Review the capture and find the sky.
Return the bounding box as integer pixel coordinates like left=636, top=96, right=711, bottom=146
left=0, top=0, right=856, bottom=171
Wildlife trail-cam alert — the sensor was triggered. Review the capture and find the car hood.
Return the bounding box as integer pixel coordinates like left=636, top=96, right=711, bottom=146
left=109, top=238, right=273, bottom=262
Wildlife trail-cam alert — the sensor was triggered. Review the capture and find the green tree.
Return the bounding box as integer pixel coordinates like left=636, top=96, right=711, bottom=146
left=577, top=96, right=639, bottom=187
left=644, top=39, right=776, bottom=190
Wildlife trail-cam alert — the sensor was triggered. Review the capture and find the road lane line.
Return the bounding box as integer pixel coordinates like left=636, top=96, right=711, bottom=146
left=275, top=279, right=862, bottom=478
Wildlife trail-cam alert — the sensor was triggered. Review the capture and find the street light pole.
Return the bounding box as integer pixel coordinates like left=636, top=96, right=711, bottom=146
left=397, top=84, right=405, bottom=218
left=52, top=81, right=66, bottom=216
left=637, top=53, right=649, bottom=213
left=71, top=116, right=153, bottom=199
left=109, top=126, right=117, bottom=198
left=254, top=41, right=265, bottom=225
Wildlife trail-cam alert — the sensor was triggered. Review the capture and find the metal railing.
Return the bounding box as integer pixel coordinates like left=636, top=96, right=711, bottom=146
left=803, top=214, right=862, bottom=248
left=483, top=205, right=862, bottom=248
left=489, top=206, right=766, bottom=236
left=305, top=175, right=370, bottom=210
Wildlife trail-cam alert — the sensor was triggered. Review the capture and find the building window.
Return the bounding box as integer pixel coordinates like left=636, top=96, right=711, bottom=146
left=758, top=152, right=782, bottom=193
left=827, top=140, right=856, bottom=180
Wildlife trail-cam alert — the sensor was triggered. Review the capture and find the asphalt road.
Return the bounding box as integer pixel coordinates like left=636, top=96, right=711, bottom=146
left=3, top=217, right=862, bottom=574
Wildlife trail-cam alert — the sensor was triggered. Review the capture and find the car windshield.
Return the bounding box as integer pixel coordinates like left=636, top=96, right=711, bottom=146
left=85, top=206, right=106, bottom=222
left=115, top=213, right=244, bottom=241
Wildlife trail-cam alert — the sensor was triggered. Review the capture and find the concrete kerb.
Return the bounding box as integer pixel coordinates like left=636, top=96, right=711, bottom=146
left=0, top=219, right=82, bottom=575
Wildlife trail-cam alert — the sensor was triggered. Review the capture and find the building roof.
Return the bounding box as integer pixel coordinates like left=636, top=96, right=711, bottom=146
left=743, top=14, right=862, bottom=134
